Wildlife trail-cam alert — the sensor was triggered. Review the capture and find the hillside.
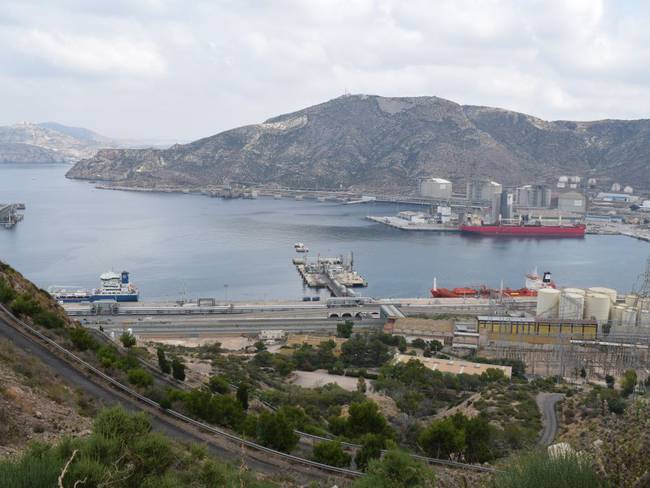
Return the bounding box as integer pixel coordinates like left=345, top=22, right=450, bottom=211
left=67, top=95, right=650, bottom=191
left=0, top=122, right=119, bottom=163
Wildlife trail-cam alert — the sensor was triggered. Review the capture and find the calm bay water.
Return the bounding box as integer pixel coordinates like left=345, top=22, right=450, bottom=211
left=0, top=164, right=647, bottom=300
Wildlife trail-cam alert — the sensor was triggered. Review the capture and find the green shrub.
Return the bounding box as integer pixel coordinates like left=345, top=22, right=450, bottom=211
left=157, top=347, right=171, bottom=374
left=171, top=357, right=186, bottom=381
left=355, top=434, right=386, bottom=471
left=128, top=368, right=154, bottom=388
left=120, top=331, right=136, bottom=348
left=312, top=441, right=351, bottom=467
left=69, top=328, right=98, bottom=351
left=10, top=294, right=41, bottom=317
left=0, top=276, right=16, bottom=304
left=351, top=449, right=436, bottom=488
left=490, top=451, right=603, bottom=488
left=209, top=375, right=230, bottom=394
left=256, top=411, right=299, bottom=452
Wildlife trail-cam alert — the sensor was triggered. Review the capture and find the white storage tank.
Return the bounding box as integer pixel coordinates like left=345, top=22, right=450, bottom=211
left=624, top=186, right=634, bottom=194
left=621, top=307, right=638, bottom=327
left=536, top=288, right=561, bottom=318
left=563, top=287, right=586, bottom=297
left=559, top=292, right=585, bottom=320
left=625, top=294, right=638, bottom=307
left=584, top=292, right=611, bottom=322
left=588, top=287, right=618, bottom=304
left=610, top=305, right=625, bottom=327
left=611, top=183, right=621, bottom=192
left=639, top=309, right=650, bottom=328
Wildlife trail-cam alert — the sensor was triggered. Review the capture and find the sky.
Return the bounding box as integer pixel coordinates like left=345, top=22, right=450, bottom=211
left=1, top=0, right=650, bottom=141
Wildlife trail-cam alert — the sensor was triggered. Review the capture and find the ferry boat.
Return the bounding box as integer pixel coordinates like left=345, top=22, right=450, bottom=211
left=430, top=270, right=555, bottom=298
left=49, top=271, right=139, bottom=303
left=294, top=242, right=309, bottom=252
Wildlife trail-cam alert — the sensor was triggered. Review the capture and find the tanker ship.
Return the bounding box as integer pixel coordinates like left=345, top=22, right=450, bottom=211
left=460, top=221, right=585, bottom=237
left=430, top=270, right=555, bottom=298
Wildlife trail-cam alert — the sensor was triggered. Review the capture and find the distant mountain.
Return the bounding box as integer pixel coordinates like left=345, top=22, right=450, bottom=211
left=0, top=122, right=121, bottom=163
left=67, top=95, right=650, bottom=190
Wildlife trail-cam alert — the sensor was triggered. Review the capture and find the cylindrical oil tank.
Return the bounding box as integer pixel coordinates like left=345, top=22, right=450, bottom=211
left=584, top=292, right=611, bottom=322
left=536, top=288, right=561, bottom=318
left=588, top=287, right=618, bottom=303
left=563, top=287, right=586, bottom=297
left=625, top=294, right=638, bottom=307
left=621, top=307, right=638, bottom=327
left=638, top=309, right=650, bottom=328
left=610, top=305, right=625, bottom=327
left=559, top=292, right=585, bottom=320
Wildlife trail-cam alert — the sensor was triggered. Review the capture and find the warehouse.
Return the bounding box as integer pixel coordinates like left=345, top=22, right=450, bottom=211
left=418, top=177, right=452, bottom=199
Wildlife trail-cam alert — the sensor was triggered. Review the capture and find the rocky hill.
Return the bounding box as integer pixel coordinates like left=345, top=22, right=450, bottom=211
left=0, top=122, right=119, bottom=163
left=67, top=95, right=650, bottom=190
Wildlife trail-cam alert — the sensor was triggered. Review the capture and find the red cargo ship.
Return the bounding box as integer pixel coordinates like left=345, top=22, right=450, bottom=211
left=430, top=270, right=555, bottom=298
left=460, top=223, right=586, bottom=237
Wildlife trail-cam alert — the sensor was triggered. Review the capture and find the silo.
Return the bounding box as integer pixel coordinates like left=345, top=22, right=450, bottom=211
left=625, top=294, right=638, bottom=307
left=563, top=287, right=586, bottom=297
left=536, top=288, right=561, bottom=318
left=638, top=309, right=650, bottom=328
left=559, top=292, right=585, bottom=320
left=588, top=287, right=618, bottom=304
left=622, top=307, right=638, bottom=327
left=610, top=305, right=625, bottom=327
left=584, top=293, right=611, bottom=322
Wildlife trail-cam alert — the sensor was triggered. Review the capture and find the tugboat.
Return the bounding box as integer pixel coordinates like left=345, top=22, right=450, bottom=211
left=49, top=271, right=139, bottom=303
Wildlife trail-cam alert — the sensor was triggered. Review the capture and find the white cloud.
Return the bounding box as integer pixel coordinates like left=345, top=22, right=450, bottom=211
left=1, top=0, right=650, bottom=140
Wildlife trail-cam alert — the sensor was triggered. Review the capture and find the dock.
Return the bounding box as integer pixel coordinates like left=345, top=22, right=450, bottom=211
left=0, top=203, right=25, bottom=229
left=293, top=253, right=367, bottom=297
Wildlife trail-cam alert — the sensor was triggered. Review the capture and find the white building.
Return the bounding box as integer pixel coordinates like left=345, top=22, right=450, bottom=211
left=418, top=178, right=452, bottom=199
left=467, top=179, right=502, bottom=201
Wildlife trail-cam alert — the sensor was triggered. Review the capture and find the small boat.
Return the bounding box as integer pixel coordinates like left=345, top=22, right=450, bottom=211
left=294, top=242, right=309, bottom=253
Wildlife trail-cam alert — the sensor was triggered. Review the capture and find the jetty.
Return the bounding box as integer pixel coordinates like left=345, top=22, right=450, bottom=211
left=0, top=204, right=25, bottom=229
left=293, top=253, right=367, bottom=297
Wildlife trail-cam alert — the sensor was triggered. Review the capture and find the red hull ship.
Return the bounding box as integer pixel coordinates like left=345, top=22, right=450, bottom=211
left=430, top=270, right=556, bottom=299
left=460, top=223, right=586, bottom=237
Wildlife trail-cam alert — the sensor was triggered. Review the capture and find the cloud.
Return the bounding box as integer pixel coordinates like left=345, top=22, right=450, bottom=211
left=1, top=0, right=650, bottom=140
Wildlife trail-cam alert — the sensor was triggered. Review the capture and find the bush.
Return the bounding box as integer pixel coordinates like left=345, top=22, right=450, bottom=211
left=337, top=320, right=354, bottom=338
left=69, top=328, right=98, bottom=351
left=341, top=333, right=392, bottom=368
left=355, top=434, right=386, bottom=471
left=128, top=368, right=154, bottom=388
left=621, top=369, right=637, bottom=397
left=236, top=383, right=249, bottom=410
left=256, top=411, right=299, bottom=452
left=10, top=294, right=41, bottom=317
left=33, top=310, right=65, bottom=329
left=120, top=331, right=136, bottom=348
left=209, top=375, right=230, bottom=394
left=351, top=449, right=436, bottom=488
left=0, top=277, right=16, bottom=304
left=418, top=417, right=465, bottom=459
left=312, top=441, right=351, bottom=467
left=490, top=451, right=603, bottom=488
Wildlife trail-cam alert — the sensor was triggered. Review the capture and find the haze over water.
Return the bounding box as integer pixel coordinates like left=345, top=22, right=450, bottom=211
left=1, top=164, right=647, bottom=301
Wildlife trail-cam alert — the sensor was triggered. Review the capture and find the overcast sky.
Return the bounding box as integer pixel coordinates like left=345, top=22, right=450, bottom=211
left=2, top=0, right=650, bottom=141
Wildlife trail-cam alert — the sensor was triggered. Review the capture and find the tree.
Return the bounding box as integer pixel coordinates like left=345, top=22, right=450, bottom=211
left=256, top=412, right=299, bottom=452
left=128, top=368, right=154, bottom=388
left=120, top=331, right=136, bottom=348
left=351, top=449, right=436, bottom=488
left=580, top=367, right=587, bottom=379
left=236, top=383, right=249, bottom=410
left=480, top=368, right=506, bottom=383
left=157, top=347, right=171, bottom=374
left=418, top=417, right=465, bottom=459
left=347, top=401, right=392, bottom=439
left=208, top=375, right=230, bottom=394
left=337, top=320, right=354, bottom=338
left=621, top=369, right=637, bottom=397
left=312, top=441, right=351, bottom=467
left=456, top=413, right=493, bottom=463
left=0, top=276, right=16, bottom=304
left=171, top=357, right=186, bottom=381
left=357, top=376, right=367, bottom=394
left=605, top=375, right=615, bottom=389
left=254, top=340, right=266, bottom=352
left=411, top=338, right=427, bottom=349
left=355, top=434, right=386, bottom=471
left=429, top=340, right=443, bottom=352
left=341, top=334, right=392, bottom=368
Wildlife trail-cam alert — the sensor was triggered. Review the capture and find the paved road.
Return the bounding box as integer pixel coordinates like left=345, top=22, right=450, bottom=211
left=536, top=392, right=564, bottom=446
left=0, top=314, right=323, bottom=481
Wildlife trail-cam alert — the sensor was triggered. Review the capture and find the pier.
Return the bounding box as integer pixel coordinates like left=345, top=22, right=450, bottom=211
left=293, top=253, right=367, bottom=297
left=0, top=204, right=25, bottom=229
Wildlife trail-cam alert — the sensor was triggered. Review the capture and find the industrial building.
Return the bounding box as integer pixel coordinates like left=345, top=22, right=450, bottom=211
left=466, top=179, right=502, bottom=202
left=418, top=177, right=452, bottom=199
left=477, top=316, right=598, bottom=342
left=514, top=185, right=551, bottom=208
left=595, top=192, right=638, bottom=203
left=557, top=191, right=587, bottom=213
